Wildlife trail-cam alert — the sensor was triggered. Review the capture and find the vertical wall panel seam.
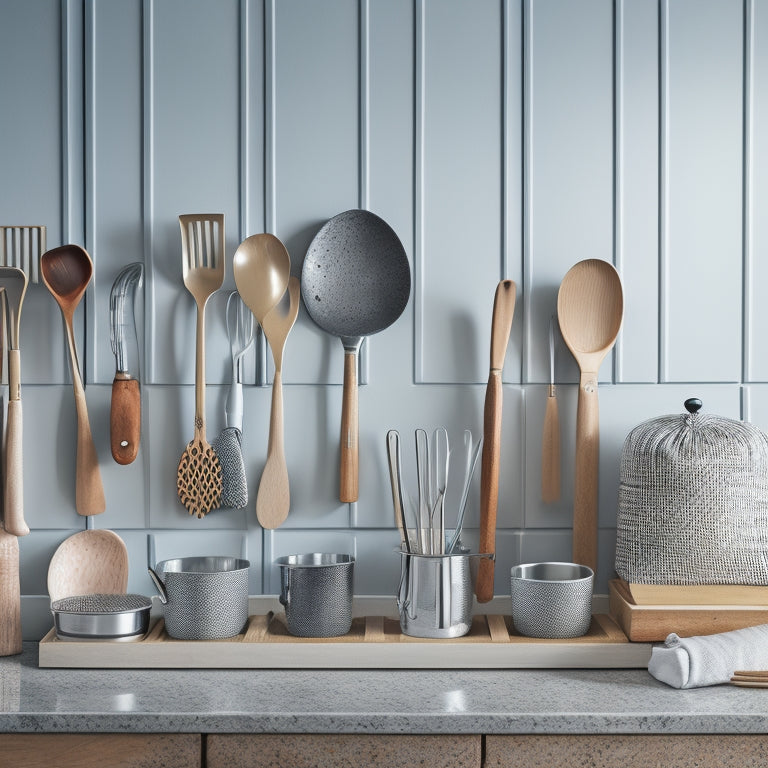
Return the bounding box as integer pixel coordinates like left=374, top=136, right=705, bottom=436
left=521, top=0, right=532, bottom=384
left=413, top=0, right=425, bottom=384
left=84, top=0, right=97, bottom=384
left=743, top=0, right=754, bottom=384
left=658, top=0, right=669, bottom=384
left=613, top=0, right=623, bottom=385
left=359, top=0, right=370, bottom=387
left=142, top=0, right=155, bottom=383
left=359, top=0, right=370, bottom=211
left=240, top=0, right=250, bottom=242
left=261, top=0, right=277, bottom=386
left=62, top=0, right=86, bottom=383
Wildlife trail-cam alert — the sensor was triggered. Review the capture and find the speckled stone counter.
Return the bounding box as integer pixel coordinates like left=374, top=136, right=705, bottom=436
left=0, top=643, right=766, bottom=737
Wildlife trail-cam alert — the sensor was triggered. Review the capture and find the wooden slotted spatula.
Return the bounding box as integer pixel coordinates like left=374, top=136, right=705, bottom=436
left=176, top=214, right=225, bottom=518
left=476, top=279, right=516, bottom=603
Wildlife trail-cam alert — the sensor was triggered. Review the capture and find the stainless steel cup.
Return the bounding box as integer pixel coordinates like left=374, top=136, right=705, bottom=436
left=397, top=551, right=492, bottom=639
left=148, top=556, right=250, bottom=640
left=510, top=562, right=594, bottom=638
left=276, top=553, right=354, bottom=637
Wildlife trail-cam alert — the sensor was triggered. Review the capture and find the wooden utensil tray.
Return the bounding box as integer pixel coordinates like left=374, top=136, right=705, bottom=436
left=39, top=612, right=652, bottom=669
left=609, top=578, right=768, bottom=641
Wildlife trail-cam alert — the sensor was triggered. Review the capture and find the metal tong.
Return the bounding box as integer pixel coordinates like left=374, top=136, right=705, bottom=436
left=386, top=428, right=482, bottom=555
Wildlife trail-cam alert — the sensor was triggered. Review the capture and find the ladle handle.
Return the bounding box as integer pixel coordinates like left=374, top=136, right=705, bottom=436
left=256, top=369, right=290, bottom=529
left=340, top=348, right=359, bottom=503
left=573, top=371, right=599, bottom=573
left=0, top=529, right=22, bottom=655
left=4, top=398, right=28, bottom=537
left=476, top=370, right=502, bottom=603
left=4, top=347, right=28, bottom=536
left=65, top=317, right=106, bottom=516
left=541, top=387, right=560, bottom=503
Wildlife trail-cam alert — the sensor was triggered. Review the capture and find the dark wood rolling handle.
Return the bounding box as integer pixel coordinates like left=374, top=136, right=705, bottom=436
left=111, top=377, right=141, bottom=466
left=476, top=371, right=502, bottom=603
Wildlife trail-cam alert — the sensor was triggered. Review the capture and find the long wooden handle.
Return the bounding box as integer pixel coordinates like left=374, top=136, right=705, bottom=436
left=573, top=371, right=600, bottom=573
left=194, top=301, right=207, bottom=440
left=476, top=370, right=502, bottom=603
left=0, top=529, right=22, bottom=656
left=3, top=399, right=27, bottom=537
left=74, top=387, right=106, bottom=516
left=64, top=315, right=105, bottom=516
left=541, top=386, right=560, bottom=503
left=340, top=349, right=359, bottom=503
left=110, top=377, right=141, bottom=465
left=256, top=369, right=290, bottom=529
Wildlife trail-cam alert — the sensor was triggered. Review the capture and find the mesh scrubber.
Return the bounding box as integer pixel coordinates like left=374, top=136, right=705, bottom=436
left=615, top=398, right=768, bottom=585
left=211, top=427, right=248, bottom=509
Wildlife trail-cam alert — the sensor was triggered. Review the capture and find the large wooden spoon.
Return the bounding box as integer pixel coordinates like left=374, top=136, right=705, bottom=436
left=557, top=259, right=623, bottom=575
left=233, top=234, right=291, bottom=525
left=46, top=528, right=129, bottom=602
left=41, top=245, right=106, bottom=516
left=254, top=277, right=300, bottom=529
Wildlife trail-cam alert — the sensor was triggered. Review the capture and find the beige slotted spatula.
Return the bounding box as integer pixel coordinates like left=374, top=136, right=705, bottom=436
left=176, top=214, right=225, bottom=518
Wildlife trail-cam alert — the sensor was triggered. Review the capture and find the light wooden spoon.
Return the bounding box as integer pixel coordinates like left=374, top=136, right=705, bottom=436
left=47, top=529, right=128, bottom=602
left=557, top=259, right=623, bottom=575
left=232, top=234, right=291, bottom=525
left=254, top=277, right=300, bottom=529
left=41, top=245, right=106, bottom=516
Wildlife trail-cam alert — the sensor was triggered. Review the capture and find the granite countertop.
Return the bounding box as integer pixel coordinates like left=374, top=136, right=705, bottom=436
left=0, top=643, right=767, bottom=734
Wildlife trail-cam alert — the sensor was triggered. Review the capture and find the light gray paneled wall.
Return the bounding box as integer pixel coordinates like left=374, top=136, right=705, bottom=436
left=1, top=0, right=767, bottom=640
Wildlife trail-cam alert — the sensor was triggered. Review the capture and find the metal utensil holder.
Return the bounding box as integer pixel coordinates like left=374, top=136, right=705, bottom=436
left=397, top=550, right=493, bottom=639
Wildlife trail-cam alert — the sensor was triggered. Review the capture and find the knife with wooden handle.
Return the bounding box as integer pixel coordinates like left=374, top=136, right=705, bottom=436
left=109, top=263, right=143, bottom=465
left=476, top=279, right=516, bottom=603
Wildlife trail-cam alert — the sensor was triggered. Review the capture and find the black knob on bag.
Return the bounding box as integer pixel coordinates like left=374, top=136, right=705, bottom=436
left=684, top=398, right=702, bottom=414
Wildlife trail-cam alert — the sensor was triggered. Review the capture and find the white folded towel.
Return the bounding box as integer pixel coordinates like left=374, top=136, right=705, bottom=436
left=648, top=624, right=768, bottom=688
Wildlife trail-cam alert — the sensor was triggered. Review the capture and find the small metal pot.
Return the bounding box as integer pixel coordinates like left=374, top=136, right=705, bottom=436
left=50, top=593, right=152, bottom=642
left=148, top=556, right=250, bottom=640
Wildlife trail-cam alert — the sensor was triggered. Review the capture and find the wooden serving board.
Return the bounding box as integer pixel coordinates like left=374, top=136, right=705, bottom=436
left=38, top=612, right=652, bottom=669
left=609, top=579, right=768, bottom=642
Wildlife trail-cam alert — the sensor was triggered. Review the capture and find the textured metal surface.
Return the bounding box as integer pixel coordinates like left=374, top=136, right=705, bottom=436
left=510, top=563, right=593, bottom=639
left=397, top=553, right=475, bottom=639
left=155, top=557, right=249, bottom=640
left=301, top=209, right=411, bottom=339
left=277, top=554, right=354, bottom=638
left=616, top=407, right=768, bottom=585
left=51, top=593, right=151, bottom=640
left=211, top=427, right=248, bottom=509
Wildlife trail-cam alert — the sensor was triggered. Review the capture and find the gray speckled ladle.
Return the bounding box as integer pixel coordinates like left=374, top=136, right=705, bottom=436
left=301, top=209, right=410, bottom=502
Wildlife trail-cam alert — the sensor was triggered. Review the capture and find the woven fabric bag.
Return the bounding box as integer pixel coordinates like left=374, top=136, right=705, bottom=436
left=615, top=399, right=768, bottom=585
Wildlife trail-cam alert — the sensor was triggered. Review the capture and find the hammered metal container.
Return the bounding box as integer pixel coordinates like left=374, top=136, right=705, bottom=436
left=148, top=556, right=249, bottom=640
left=510, top=562, right=593, bottom=639
left=276, top=553, right=354, bottom=637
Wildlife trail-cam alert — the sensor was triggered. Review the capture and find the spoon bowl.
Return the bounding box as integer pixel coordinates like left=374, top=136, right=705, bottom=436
left=557, top=259, right=623, bottom=573
left=233, top=234, right=291, bottom=325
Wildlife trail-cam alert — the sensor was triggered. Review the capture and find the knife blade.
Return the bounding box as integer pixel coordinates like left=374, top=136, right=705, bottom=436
left=109, top=263, right=143, bottom=465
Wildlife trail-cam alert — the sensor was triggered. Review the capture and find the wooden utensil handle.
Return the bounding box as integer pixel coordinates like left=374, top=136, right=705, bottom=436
left=476, top=370, right=502, bottom=603
left=340, top=349, right=359, bottom=503
left=3, top=398, right=28, bottom=536
left=256, top=369, right=290, bottom=529
left=110, top=377, right=141, bottom=465
left=541, top=390, right=560, bottom=503
left=74, top=388, right=106, bottom=516
left=573, top=371, right=599, bottom=573
left=0, top=529, right=22, bottom=656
